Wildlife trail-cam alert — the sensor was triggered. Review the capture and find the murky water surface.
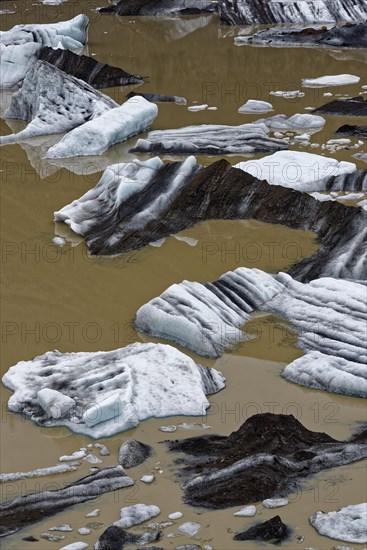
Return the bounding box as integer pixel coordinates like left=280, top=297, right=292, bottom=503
left=1, top=1, right=366, bottom=549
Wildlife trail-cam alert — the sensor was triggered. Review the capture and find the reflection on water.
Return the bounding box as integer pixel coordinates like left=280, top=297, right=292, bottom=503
left=1, top=2, right=366, bottom=549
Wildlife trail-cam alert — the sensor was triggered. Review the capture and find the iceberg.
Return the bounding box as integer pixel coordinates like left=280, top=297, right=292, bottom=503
left=136, top=270, right=367, bottom=397
left=310, top=503, right=367, bottom=544
left=130, top=123, right=288, bottom=155
left=0, top=15, right=89, bottom=89
left=2, top=342, right=225, bottom=438
left=44, top=97, right=158, bottom=158
left=0, top=61, right=117, bottom=145
left=113, top=504, right=160, bottom=529
left=235, top=151, right=358, bottom=191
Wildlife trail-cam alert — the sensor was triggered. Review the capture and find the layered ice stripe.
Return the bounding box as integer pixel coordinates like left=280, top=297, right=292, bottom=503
left=218, top=0, right=367, bottom=25
left=136, top=268, right=283, bottom=358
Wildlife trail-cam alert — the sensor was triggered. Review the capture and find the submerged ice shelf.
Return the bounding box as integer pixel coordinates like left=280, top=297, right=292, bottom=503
left=2, top=343, right=225, bottom=438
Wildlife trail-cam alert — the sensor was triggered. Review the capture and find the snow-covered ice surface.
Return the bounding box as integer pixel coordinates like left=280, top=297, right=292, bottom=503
left=302, top=74, right=360, bottom=87
left=255, top=113, right=325, bottom=131
left=0, top=15, right=89, bottom=89
left=2, top=342, right=225, bottom=437
left=136, top=270, right=367, bottom=397
left=113, top=504, right=160, bottom=528
left=218, top=0, right=367, bottom=25
left=130, top=123, right=288, bottom=155
left=0, top=61, right=117, bottom=145
left=238, top=100, right=273, bottom=113
left=235, top=151, right=357, bottom=191
left=45, top=97, right=158, bottom=158
left=310, top=503, right=367, bottom=543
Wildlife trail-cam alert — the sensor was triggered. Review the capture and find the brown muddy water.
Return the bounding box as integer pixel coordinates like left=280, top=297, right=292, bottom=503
left=0, top=1, right=366, bottom=549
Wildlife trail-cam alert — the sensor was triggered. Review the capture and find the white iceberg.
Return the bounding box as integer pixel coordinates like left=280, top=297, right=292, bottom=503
left=310, top=503, right=367, bottom=543
left=256, top=113, right=325, bottom=130
left=178, top=521, right=201, bottom=536
left=0, top=15, right=89, bottom=89
left=302, top=74, right=360, bottom=87
left=234, top=505, right=257, bottom=517
left=2, top=342, right=225, bottom=438
left=235, top=151, right=356, bottom=191
left=44, top=97, right=158, bottom=158
left=238, top=99, right=273, bottom=113
left=113, top=504, right=160, bottom=529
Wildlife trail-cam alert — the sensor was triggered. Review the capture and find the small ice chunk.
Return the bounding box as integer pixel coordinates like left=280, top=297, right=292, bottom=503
left=178, top=521, right=201, bottom=536
left=149, top=238, right=166, bottom=247
left=262, top=498, right=289, bottom=508
left=49, top=524, right=73, bottom=531
left=59, top=450, right=86, bottom=461
left=77, top=527, right=91, bottom=535
left=234, top=505, right=257, bottom=517
left=302, top=74, right=360, bottom=87
left=323, top=92, right=333, bottom=97
left=188, top=104, right=208, bottom=112
left=52, top=236, right=66, bottom=247
left=207, top=106, right=218, bottom=111
left=86, top=509, right=100, bottom=517
left=37, top=388, right=75, bottom=419
left=327, top=138, right=351, bottom=145
left=94, top=444, right=110, bottom=456
left=59, top=543, right=89, bottom=550
left=238, top=100, right=273, bottom=113
left=270, top=90, right=304, bottom=98
left=83, top=454, right=102, bottom=464
left=141, top=475, right=155, bottom=483
left=159, top=425, right=177, bottom=432
left=168, top=512, right=183, bottom=520
left=113, top=504, right=161, bottom=529
left=82, top=387, right=138, bottom=430
left=294, top=133, right=310, bottom=141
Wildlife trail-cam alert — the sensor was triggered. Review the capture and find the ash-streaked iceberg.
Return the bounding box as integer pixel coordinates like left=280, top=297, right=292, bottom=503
left=54, top=157, right=366, bottom=281
left=235, top=23, right=367, bottom=49
left=218, top=0, right=367, bottom=25
left=310, top=503, right=367, bottom=544
left=130, top=123, right=288, bottom=155
left=2, top=342, right=225, bottom=438
left=0, top=15, right=89, bottom=89
left=113, top=504, right=160, bottom=529
left=238, top=100, right=273, bottom=113
left=0, top=61, right=117, bottom=145
left=136, top=268, right=282, bottom=358
left=136, top=270, right=367, bottom=397
left=44, top=97, right=158, bottom=158
left=0, top=466, right=133, bottom=538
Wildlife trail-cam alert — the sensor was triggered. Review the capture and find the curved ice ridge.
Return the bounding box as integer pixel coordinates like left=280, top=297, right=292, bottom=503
left=2, top=342, right=225, bottom=438
left=136, top=270, right=367, bottom=397
left=54, top=157, right=367, bottom=282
